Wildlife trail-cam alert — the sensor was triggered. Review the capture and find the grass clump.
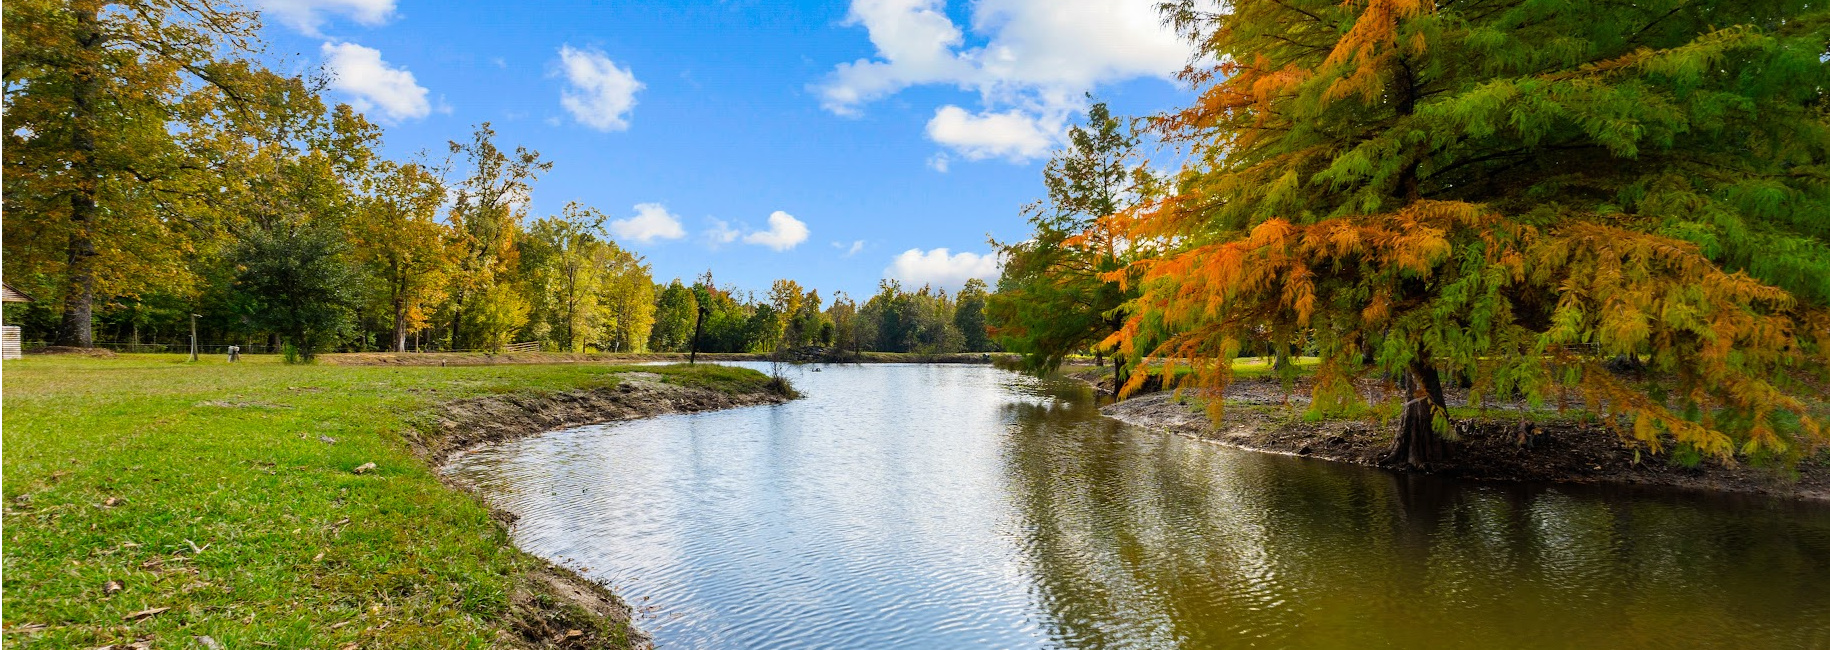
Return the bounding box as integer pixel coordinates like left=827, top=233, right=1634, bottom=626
left=1, top=354, right=772, bottom=648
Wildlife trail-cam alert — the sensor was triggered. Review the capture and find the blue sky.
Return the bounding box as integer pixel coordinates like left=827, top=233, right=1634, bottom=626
left=254, top=0, right=1197, bottom=299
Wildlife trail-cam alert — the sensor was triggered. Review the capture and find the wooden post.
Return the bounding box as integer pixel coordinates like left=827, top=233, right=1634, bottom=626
left=689, top=304, right=707, bottom=365
left=189, top=313, right=199, bottom=362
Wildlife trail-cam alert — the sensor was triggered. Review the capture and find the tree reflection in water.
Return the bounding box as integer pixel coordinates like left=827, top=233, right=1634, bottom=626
left=998, top=390, right=1830, bottom=649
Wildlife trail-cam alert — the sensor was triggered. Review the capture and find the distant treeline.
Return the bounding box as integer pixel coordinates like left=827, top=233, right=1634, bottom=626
left=649, top=276, right=995, bottom=355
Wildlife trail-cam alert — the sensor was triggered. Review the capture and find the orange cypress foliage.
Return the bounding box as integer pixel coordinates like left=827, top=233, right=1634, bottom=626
left=1114, top=196, right=1824, bottom=462
left=1118, top=0, right=1830, bottom=467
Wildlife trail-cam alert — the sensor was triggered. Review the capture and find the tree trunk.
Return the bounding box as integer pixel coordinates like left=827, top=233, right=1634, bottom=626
left=392, top=298, right=408, bottom=353
left=55, top=6, right=103, bottom=348
left=1383, top=359, right=1450, bottom=469
left=1113, top=356, right=1127, bottom=400
left=449, top=298, right=464, bottom=351
left=689, top=305, right=706, bottom=365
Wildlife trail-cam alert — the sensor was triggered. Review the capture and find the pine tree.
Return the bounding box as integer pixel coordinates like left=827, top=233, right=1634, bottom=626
left=991, top=101, right=1162, bottom=387
left=1123, top=0, right=1830, bottom=466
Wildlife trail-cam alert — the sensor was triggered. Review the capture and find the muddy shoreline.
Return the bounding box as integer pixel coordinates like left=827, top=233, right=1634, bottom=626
left=1094, top=379, right=1830, bottom=502
left=418, top=372, right=793, bottom=649
left=326, top=349, right=1009, bottom=367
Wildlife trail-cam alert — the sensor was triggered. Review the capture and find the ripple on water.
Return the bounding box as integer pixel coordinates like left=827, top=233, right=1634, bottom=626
left=447, top=363, right=1830, bottom=649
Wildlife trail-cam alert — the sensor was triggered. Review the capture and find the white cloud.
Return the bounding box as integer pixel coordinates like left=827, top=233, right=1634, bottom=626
left=320, top=42, right=431, bottom=122
left=834, top=240, right=867, bottom=257
left=743, top=211, right=810, bottom=251
left=925, top=106, right=1055, bottom=161
left=820, top=0, right=976, bottom=115
left=885, top=248, right=1001, bottom=290
left=816, top=0, right=1190, bottom=162
left=556, top=45, right=643, bottom=132
left=704, top=218, right=740, bottom=246
left=927, top=153, right=950, bottom=172
left=256, top=0, right=394, bottom=35
left=610, top=203, right=686, bottom=243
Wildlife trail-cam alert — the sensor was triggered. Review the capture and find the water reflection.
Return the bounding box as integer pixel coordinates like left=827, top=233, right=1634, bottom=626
left=999, top=394, right=1830, bottom=649
left=448, top=364, right=1830, bottom=649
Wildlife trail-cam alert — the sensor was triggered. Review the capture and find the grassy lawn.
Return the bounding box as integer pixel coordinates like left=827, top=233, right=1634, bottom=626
left=2, top=354, right=767, bottom=648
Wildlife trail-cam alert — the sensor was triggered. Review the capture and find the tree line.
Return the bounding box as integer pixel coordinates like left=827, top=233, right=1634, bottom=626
left=1, top=0, right=998, bottom=360
left=990, top=1, right=1830, bottom=468
left=648, top=275, right=995, bottom=355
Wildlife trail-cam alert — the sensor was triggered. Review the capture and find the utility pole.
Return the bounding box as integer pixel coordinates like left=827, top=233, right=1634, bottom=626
left=189, top=313, right=200, bottom=362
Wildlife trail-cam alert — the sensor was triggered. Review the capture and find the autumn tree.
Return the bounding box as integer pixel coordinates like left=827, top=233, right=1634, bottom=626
left=355, top=157, right=452, bottom=352
left=445, top=123, right=549, bottom=351
left=763, top=278, right=804, bottom=352
left=2, top=0, right=297, bottom=346
left=789, top=289, right=830, bottom=348
left=1123, top=0, right=1830, bottom=467
left=522, top=204, right=609, bottom=351
left=590, top=240, right=654, bottom=353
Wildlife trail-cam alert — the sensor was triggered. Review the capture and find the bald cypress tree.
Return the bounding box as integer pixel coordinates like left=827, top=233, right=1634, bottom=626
left=1121, top=0, right=1830, bottom=467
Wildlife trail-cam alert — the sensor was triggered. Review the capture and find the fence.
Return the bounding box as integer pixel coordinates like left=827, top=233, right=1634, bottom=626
left=21, top=340, right=549, bottom=355
left=23, top=340, right=277, bottom=355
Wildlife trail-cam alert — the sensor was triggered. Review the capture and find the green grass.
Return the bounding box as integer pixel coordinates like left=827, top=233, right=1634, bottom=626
left=1, top=354, right=771, bottom=648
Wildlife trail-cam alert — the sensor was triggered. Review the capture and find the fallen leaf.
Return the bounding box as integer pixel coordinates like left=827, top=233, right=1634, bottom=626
left=565, top=629, right=584, bottom=638
left=123, top=606, right=169, bottom=621
left=102, top=497, right=122, bottom=508
left=319, top=435, right=337, bottom=444
left=351, top=462, right=377, bottom=474
left=313, top=551, right=325, bottom=562
left=103, top=579, right=125, bottom=596
left=195, top=636, right=224, bottom=650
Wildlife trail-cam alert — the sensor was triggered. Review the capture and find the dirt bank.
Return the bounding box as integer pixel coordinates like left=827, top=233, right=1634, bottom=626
left=422, top=371, right=794, bottom=649
left=324, top=349, right=1009, bottom=367
left=1098, top=379, right=1830, bottom=502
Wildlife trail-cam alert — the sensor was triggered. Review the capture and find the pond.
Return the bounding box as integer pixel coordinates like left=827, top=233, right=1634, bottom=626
left=445, top=363, right=1830, bottom=649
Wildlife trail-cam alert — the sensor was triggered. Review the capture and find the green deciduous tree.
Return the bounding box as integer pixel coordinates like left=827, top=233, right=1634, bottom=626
left=955, top=278, right=994, bottom=352
left=649, top=279, right=699, bottom=352
left=991, top=101, right=1162, bottom=386
left=227, top=221, right=356, bottom=361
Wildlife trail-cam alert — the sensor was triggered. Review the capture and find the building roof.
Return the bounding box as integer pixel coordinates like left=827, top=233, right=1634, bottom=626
left=2, top=281, right=35, bottom=303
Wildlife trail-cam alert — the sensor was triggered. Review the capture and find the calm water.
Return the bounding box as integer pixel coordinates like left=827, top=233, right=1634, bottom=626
left=446, top=364, right=1830, bottom=649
